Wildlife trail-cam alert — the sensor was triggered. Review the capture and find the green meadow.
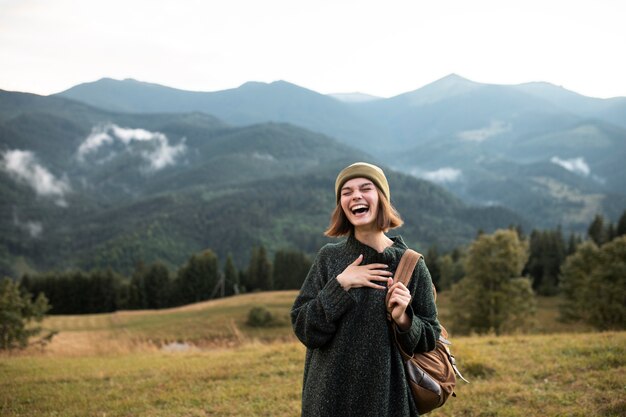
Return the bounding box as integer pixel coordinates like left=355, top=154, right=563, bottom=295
left=1, top=291, right=624, bottom=417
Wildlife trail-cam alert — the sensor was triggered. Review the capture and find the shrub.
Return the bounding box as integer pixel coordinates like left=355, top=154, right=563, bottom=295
left=246, top=306, right=277, bottom=327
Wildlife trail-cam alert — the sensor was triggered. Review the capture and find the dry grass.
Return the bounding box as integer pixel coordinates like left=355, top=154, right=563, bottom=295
left=1, top=291, right=624, bottom=416
left=36, top=291, right=298, bottom=356
left=1, top=332, right=624, bottom=417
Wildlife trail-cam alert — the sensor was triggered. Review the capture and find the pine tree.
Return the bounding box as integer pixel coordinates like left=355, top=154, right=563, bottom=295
left=176, top=250, right=219, bottom=304
left=425, top=246, right=441, bottom=291
left=247, top=246, right=273, bottom=291
left=567, top=233, right=581, bottom=256
left=587, top=214, right=606, bottom=246
left=525, top=228, right=566, bottom=295
left=223, top=254, right=239, bottom=296
left=142, top=262, right=171, bottom=308
left=606, top=223, right=616, bottom=243
left=1, top=278, right=53, bottom=350
left=273, top=249, right=312, bottom=290
left=129, top=262, right=147, bottom=309
left=617, top=210, right=626, bottom=238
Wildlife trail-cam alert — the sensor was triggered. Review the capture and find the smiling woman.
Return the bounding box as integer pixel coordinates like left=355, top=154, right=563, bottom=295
left=325, top=162, right=402, bottom=237
left=291, top=162, right=441, bottom=417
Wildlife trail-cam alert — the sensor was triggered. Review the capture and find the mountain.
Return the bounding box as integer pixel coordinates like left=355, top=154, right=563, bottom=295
left=0, top=90, right=524, bottom=277
left=58, top=78, right=385, bottom=148
left=328, top=92, right=382, bottom=103
left=52, top=74, right=626, bottom=232
left=53, top=76, right=626, bottom=232
left=512, top=81, right=626, bottom=128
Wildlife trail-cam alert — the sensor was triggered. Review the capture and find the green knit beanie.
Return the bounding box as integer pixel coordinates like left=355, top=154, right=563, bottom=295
left=334, top=162, right=390, bottom=203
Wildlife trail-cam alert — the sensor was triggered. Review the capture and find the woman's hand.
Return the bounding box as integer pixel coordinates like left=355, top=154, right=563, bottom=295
left=336, top=254, right=392, bottom=291
left=386, top=278, right=412, bottom=331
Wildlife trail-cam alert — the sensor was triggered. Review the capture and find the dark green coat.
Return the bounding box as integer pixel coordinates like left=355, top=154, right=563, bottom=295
left=291, top=235, right=441, bottom=417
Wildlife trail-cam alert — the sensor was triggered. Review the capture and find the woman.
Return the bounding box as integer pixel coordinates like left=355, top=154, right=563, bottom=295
left=291, top=162, right=440, bottom=417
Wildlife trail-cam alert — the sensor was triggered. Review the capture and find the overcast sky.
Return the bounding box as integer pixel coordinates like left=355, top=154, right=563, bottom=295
left=1, top=0, right=624, bottom=98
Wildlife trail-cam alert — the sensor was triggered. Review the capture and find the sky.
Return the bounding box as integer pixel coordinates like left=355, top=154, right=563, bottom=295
left=1, top=0, right=625, bottom=98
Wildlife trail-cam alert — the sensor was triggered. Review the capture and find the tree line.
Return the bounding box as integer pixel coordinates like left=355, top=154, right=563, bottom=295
left=2, top=210, right=625, bottom=349
left=426, top=210, right=626, bottom=297
left=437, top=211, right=626, bottom=335
left=7, top=209, right=626, bottom=327
left=18, top=247, right=312, bottom=315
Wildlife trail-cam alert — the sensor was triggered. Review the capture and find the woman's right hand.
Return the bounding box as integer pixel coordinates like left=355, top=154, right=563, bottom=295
left=336, top=254, right=392, bottom=291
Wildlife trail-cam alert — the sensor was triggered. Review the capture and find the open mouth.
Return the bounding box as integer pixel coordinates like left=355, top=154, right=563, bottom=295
left=350, top=204, right=369, bottom=215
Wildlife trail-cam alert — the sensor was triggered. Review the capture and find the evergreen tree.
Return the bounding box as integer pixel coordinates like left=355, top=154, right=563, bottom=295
left=273, top=249, right=312, bottom=290
left=176, top=250, right=219, bottom=304
left=587, top=214, right=606, bottom=246
left=567, top=232, right=582, bottom=256
left=129, top=262, right=147, bottom=309
left=449, top=229, right=535, bottom=335
left=238, top=270, right=248, bottom=293
left=223, top=254, right=239, bottom=296
left=617, top=210, right=626, bottom=238
left=525, top=228, right=566, bottom=295
left=1, top=278, right=53, bottom=350
left=247, top=246, right=273, bottom=291
left=425, top=246, right=441, bottom=291
left=142, top=262, right=171, bottom=309
left=88, top=269, right=123, bottom=313
left=606, top=223, right=616, bottom=243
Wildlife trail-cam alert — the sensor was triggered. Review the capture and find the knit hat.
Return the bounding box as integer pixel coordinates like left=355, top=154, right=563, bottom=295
left=334, top=162, right=390, bottom=203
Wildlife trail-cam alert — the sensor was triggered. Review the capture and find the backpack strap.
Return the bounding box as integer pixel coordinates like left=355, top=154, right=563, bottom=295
left=386, top=249, right=422, bottom=321
left=395, top=249, right=422, bottom=287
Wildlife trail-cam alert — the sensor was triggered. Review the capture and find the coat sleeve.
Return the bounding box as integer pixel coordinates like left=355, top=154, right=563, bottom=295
left=394, top=257, right=441, bottom=354
left=291, top=246, right=357, bottom=349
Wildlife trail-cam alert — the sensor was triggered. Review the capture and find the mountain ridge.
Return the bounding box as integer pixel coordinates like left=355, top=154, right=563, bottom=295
left=0, top=89, right=527, bottom=277
left=40, top=76, right=626, bottom=233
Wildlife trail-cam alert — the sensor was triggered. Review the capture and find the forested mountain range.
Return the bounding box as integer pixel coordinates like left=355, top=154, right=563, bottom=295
left=57, top=75, right=626, bottom=230
left=0, top=90, right=524, bottom=277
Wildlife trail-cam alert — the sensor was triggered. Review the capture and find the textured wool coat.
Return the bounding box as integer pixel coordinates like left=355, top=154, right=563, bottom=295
left=291, top=235, right=441, bottom=417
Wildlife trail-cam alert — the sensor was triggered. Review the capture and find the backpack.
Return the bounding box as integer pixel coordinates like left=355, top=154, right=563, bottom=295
left=386, top=249, right=469, bottom=415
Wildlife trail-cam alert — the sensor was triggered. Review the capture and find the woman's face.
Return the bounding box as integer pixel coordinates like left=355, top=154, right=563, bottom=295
left=339, top=177, right=379, bottom=230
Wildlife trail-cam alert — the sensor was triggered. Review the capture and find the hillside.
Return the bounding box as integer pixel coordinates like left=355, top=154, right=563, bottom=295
left=37, top=291, right=595, bottom=352
left=1, top=291, right=623, bottom=417
left=0, top=90, right=524, bottom=276
left=54, top=75, right=626, bottom=231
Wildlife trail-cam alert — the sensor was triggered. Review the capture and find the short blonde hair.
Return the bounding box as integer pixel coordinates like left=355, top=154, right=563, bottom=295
left=324, top=187, right=403, bottom=237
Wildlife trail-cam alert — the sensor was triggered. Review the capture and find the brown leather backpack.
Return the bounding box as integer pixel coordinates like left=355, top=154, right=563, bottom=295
left=386, top=249, right=469, bottom=415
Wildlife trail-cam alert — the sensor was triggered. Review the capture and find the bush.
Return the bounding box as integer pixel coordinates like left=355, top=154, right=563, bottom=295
left=246, top=306, right=278, bottom=327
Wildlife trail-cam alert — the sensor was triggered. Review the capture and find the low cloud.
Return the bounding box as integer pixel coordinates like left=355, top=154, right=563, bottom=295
left=78, top=124, right=186, bottom=171
left=251, top=152, right=276, bottom=162
left=458, top=120, right=510, bottom=142
left=550, top=156, right=590, bottom=176
left=13, top=211, right=43, bottom=238
left=411, top=167, right=462, bottom=184
left=1, top=149, right=71, bottom=206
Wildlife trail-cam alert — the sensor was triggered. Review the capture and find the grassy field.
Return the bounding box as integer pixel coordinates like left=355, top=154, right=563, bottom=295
left=1, top=291, right=624, bottom=416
